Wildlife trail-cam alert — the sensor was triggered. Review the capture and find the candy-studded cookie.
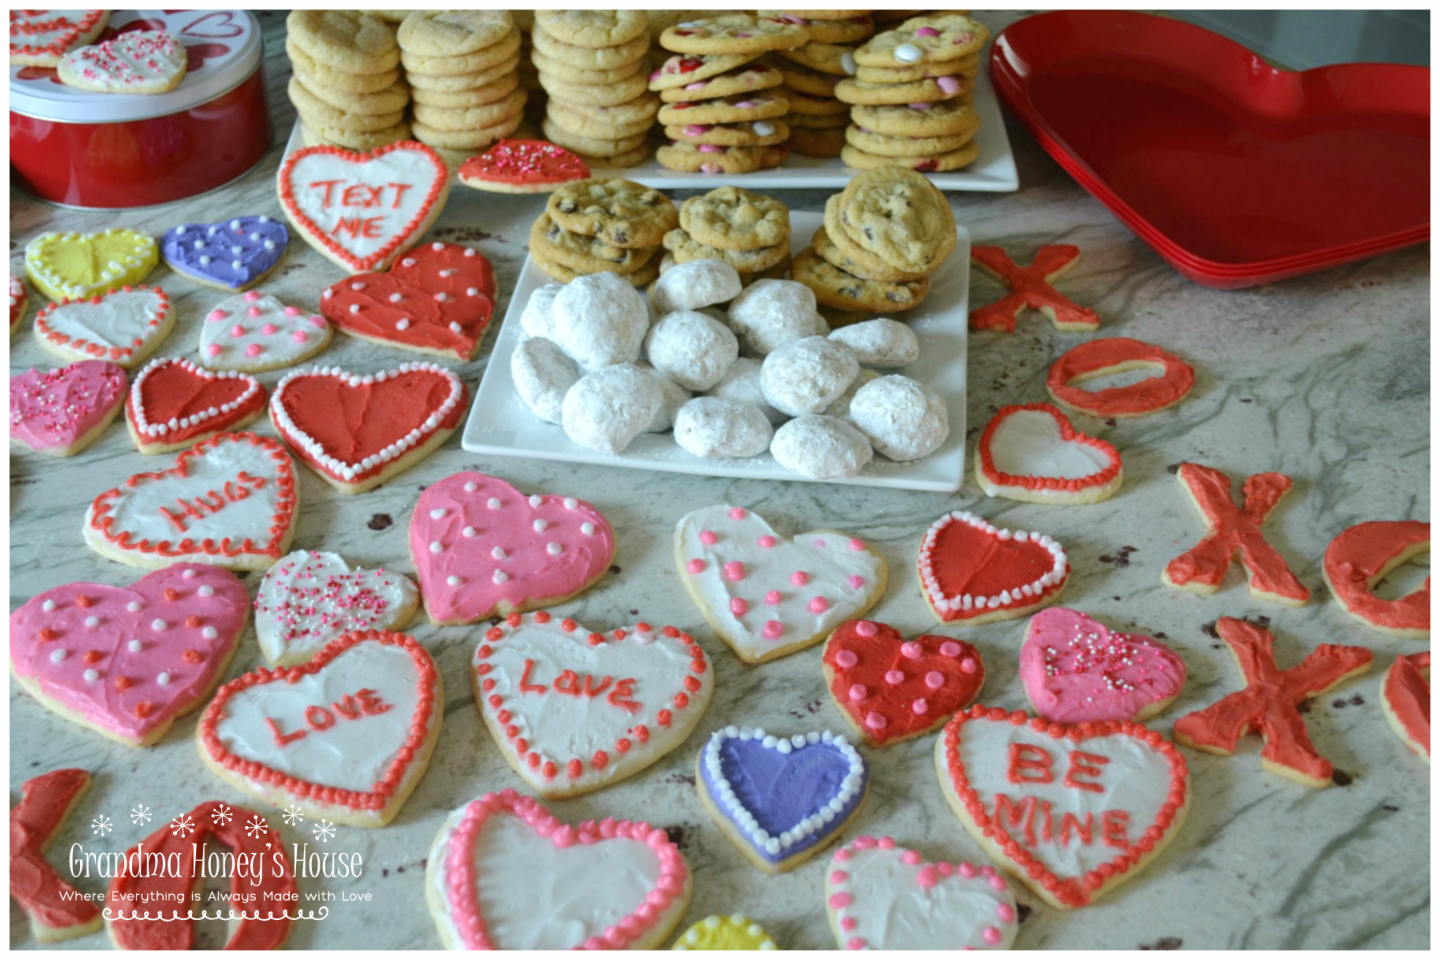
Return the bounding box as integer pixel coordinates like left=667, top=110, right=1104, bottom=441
left=650, top=52, right=757, bottom=91
left=851, top=98, right=980, bottom=138
left=659, top=14, right=808, bottom=56
left=854, top=14, right=989, bottom=67
left=843, top=140, right=980, bottom=172
left=658, top=64, right=784, bottom=102
left=835, top=74, right=972, bottom=106
left=657, top=91, right=790, bottom=125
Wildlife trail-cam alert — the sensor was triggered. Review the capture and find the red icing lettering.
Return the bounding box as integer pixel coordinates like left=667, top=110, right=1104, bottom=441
left=331, top=695, right=361, bottom=720
left=342, top=183, right=384, bottom=208
left=1058, top=811, right=1093, bottom=846
left=554, top=669, right=582, bottom=696
left=994, top=793, right=1037, bottom=847
left=307, top=179, right=343, bottom=206
left=607, top=677, right=640, bottom=714
left=331, top=216, right=384, bottom=240
left=1037, top=798, right=1054, bottom=843
left=356, top=688, right=391, bottom=715
left=1006, top=742, right=1054, bottom=784
left=519, top=659, right=548, bottom=693
left=157, top=474, right=268, bottom=533
left=583, top=674, right=613, bottom=697
left=520, top=662, right=635, bottom=711
left=266, top=717, right=307, bottom=747
left=1063, top=750, right=1110, bottom=793
left=1102, top=809, right=1131, bottom=848
left=389, top=182, right=412, bottom=208
left=305, top=705, right=335, bottom=730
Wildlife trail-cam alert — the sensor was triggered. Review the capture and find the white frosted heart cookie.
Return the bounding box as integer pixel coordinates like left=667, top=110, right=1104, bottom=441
left=976, top=403, right=1122, bottom=505
left=255, top=550, right=419, bottom=666
left=34, top=285, right=174, bottom=369
left=674, top=504, right=887, bottom=662
left=198, top=290, right=332, bottom=372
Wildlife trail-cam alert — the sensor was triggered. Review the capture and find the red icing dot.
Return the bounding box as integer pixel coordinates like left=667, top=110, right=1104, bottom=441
left=84, top=650, right=103, bottom=664
left=183, top=649, right=203, bottom=663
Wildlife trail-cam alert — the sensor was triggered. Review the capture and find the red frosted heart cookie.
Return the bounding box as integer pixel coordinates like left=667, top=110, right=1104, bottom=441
left=1046, top=337, right=1195, bottom=418
left=1322, top=520, right=1429, bottom=638
left=976, top=403, right=1122, bottom=505
left=10, top=769, right=103, bottom=943
left=919, top=510, right=1070, bottom=625
left=935, top=705, right=1189, bottom=909
left=823, top=620, right=984, bottom=746
left=457, top=139, right=591, bottom=194
left=198, top=630, right=442, bottom=827
left=125, top=357, right=266, bottom=454
left=269, top=362, right=467, bottom=494
left=321, top=241, right=496, bottom=361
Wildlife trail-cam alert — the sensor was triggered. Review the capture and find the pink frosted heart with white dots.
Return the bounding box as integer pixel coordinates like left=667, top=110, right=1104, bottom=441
left=825, top=836, right=1019, bottom=950
left=8, top=563, right=250, bottom=745
left=197, top=290, right=330, bottom=371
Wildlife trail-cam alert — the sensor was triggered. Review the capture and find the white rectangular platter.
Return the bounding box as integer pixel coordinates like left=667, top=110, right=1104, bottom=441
left=461, top=211, right=970, bottom=492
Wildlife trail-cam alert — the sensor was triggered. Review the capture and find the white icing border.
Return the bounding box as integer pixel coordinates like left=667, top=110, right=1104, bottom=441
left=919, top=510, right=1067, bottom=615
left=129, top=357, right=260, bottom=437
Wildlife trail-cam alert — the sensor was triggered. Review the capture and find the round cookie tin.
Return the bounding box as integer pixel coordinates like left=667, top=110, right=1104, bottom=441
left=9, top=10, right=272, bottom=209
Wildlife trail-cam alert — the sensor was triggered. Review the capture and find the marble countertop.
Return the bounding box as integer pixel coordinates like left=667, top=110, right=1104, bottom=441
left=9, top=10, right=1429, bottom=951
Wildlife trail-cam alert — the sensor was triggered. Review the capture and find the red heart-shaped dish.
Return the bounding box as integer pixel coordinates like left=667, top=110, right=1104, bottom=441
left=321, top=241, right=496, bottom=361
left=991, top=11, right=1429, bottom=288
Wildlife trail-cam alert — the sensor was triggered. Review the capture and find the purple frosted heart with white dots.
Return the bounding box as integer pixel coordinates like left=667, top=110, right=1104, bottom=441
left=197, top=290, right=331, bottom=372
left=161, top=216, right=289, bottom=291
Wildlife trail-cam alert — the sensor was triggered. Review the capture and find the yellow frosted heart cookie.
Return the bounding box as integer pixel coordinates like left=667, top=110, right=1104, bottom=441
left=672, top=914, right=778, bottom=950
left=24, top=230, right=159, bottom=302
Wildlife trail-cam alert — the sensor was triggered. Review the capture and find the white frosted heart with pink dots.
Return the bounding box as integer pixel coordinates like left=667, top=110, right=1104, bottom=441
left=674, top=504, right=887, bottom=663
left=825, top=836, right=1019, bottom=950
left=8, top=563, right=250, bottom=746
left=197, top=290, right=331, bottom=371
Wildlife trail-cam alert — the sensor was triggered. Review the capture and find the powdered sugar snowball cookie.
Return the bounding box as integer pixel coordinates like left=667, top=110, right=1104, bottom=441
left=828, top=318, right=919, bottom=368
left=706, top=357, right=786, bottom=425
left=562, top=364, right=663, bottom=454
left=520, top=282, right=564, bottom=339
left=637, top=361, right=692, bottom=433
left=849, top=375, right=949, bottom=462
left=727, top=278, right=829, bottom=355
left=761, top=336, right=859, bottom=416
left=651, top=258, right=744, bottom=314
left=674, top=397, right=774, bottom=459
left=198, top=290, right=332, bottom=373
left=512, top=336, right=580, bottom=425
left=824, top=367, right=880, bottom=420
left=645, top=310, right=740, bottom=391
left=551, top=271, right=651, bottom=371
left=254, top=550, right=420, bottom=666
left=771, top=415, right=875, bottom=480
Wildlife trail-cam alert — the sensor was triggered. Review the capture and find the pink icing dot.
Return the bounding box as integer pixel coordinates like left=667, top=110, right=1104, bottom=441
left=284, top=306, right=301, bottom=316
left=900, top=641, right=921, bottom=658
left=729, top=507, right=747, bottom=520
left=988, top=875, right=1006, bottom=891
left=884, top=669, right=904, bottom=685
left=901, top=849, right=921, bottom=865
left=848, top=538, right=866, bottom=551
left=730, top=598, right=748, bottom=616
left=916, top=26, right=940, bottom=37
left=961, top=657, right=978, bottom=674
left=834, top=848, right=852, bottom=862
left=309, top=316, right=325, bottom=328
left=917, top=865, right=939, bottom=888
left=814, top=538, right=828, bottom=549
left=940, top=641, right=962, bottom=657
left=912, top=698, right=928, bottom=714
left=699, top=529, right=717, bottom=545
left=959, top=862, right=977, bottom=878
left=765, top=590, right=781, bottom=605
left=937, top=75, right=961, bottom=94
left=996, top=903, right=1015, bottom=922
left=909, top=102, right=933, bottom=109
left=723, top=561, right=744, bottom=581
left=758, top=535, right=776, bottom=548
left=938, top=862, right=955, bottom=877
left=831, top=870, right=849, bottom=883
left=261, top=323, right=278, bottom=335
left=925, top=671, right=945, bottom=690
left=855, top=620, right=877, bottom=638
left=848, top=575, right=866, bottom=589
left=847, top=938, right=866, bottom=950
left=763, top=620, right=783, bottom=639
left=207, top=309, right=226, bottom=322
left=245, top=344, right=262, bottom=357
left=205, top=344, right=221, bottom=356
left=687, top=559, right=706, bottom=574
left=853, top=836, right=876, bottom=850
left=835, top=649, right=858, bottom=668
left=878, top=837, right=895, bottom=850
left=809, top=597, right=829, bottom=613
left=230, top=324, right=245, bottom=338
left=247, top=306, right=262, bottom=318
left=848, top=683, right=867, bottom=702
left=864, top=712, right=886, bottom=729
left=791, top=571, right=809, bottom=586
left=983, top=926, right=1001, bottom=945
left=292, top=331, right=309, bottom=343
left=243, top=290, right=260, bottom=302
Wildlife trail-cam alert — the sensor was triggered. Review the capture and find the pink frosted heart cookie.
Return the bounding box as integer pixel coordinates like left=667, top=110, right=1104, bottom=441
left=10, top=359, right=126, bottom=457
left=976, top=403, right=1122, bottom=505
left=936, top=706, right=1189, bottom=910
left=33, top=285, right=175, bottom=369
left=472, top=612, right=714, bottom=798
left=426, top=789, right=692, bottom=949
left=198, top=290, right=332, bottom=373
left=9, top=563, right=249, bottom=746
left=198, top=630, right=442, bottom=827
left=277, top=141, right=451, bottom=274
left=83, top=432, right=299, bottom=571
left=674, top=504, right=888, bottom=663
left=824, top=836, right=1019, bottom=950
left=1019, top=608, right=1187, bottom=724
left=410, top=472, right=615, bottom=625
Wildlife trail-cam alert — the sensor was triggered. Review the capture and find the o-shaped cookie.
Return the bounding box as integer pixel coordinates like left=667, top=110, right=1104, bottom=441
left=1322, top=520, right=1430, bottom=638
left=1046, top=337, right=1194, bottom=418
left=760, top=336, right=859, bottom=417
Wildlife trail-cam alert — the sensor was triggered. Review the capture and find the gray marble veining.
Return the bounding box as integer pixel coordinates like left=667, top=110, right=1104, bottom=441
left=8, top=10, right=1429, bottom=951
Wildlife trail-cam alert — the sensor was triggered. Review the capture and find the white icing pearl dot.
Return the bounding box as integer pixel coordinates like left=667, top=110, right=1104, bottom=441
left=547, top=542, right=562, bottom=555
left=50, top=649, right=66, bottom=663
left=463, top=481, right=478, bottom=492
left=429, top=541, right=443, bottom=553
left=157, top=672, right=171, bottom=686
left=85, top=616, right=100, bottom=627
left=128, top=640, right=142, bottom=652
left=152, top=619, right=167, bottom=631
left=528, top=495, right=543, bottom=508
left=41, top=600, right=55, bottom=612
left=581, top=522, right=596, bottom=535
left=533, top=519, right=547, bottom=532
left=563, top=497, right=578, bottom=509
left=487, top=497, right=502, bottom=509
left=493, top=570, right=509, bottom=584
left=462, top=526, right=478, bottom=538
left=491, top=546, right=506, bottom=560
left=430, top=508, right=447, bottom=519
left=202, top=627, right=218, bottom=640
left=181, top=568, right=197, bottom=579
left=127, top=600, right=143, bottom=611
left=84, top=669, right=99, bottom=681
left=198, top=585, right=214, bottom=597
left=447, top=575, right=463, bottom=586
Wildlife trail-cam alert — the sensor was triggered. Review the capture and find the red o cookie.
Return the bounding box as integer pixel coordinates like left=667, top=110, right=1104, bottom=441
left=1322, top=520, right=1430, bottom=638
left=1046, top=337, right=1195, bottom=418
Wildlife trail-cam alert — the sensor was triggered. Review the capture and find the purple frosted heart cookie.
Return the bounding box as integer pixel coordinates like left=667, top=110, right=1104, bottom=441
left=161, top=216, right=289, bottom=292
left=697, top=725, right=869, bottom=874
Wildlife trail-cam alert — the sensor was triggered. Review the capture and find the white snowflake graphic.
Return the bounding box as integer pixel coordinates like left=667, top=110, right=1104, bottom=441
left=211, top=803, right=233, bottom=825
left=311, top=818, right=336, bottom=843
left=281, top=804, right=306, bottom=827
left=130, top=804, right=151, bottom=825
left=170, top=813, right=195, bottom=838
left=91, top=814, right=112, bottom=837
left=245, top=815, right=269, bottom=839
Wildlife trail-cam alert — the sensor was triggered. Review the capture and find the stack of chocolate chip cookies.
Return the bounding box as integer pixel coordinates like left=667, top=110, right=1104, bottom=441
left=835, top=13, right=988, bottom=172
left=661, top=186, right=792, bottom=284
left=650, top=14, right=808, bottom=174
left=286, top=10, right=412, bottom=150
left=397, top=12, right=526, bottom=159
left=766, top=10, right=876, bottom=159
left=793, top=168, right=955, bottom=319
left=530, top=178, right=677, bottom=286
left=533, top=11, right=658, bottom=170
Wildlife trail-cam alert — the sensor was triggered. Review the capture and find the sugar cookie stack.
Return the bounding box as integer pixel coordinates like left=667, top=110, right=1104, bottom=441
left=532, top=11, right=657, bottom=170
left=530, top=178, right=677, bottom=287
left=767, top=11, right=876, bottom=159
left=512, top=11, right=546, bottom=136
left=662, top=186, right=792, bottom=285
left=835, top=13, right=988, bottom=172
left=286, top=10, right=411, bottom=150
left=399, top=11, right=525, bottom=160
left=651, top=14, right=808, bottom=174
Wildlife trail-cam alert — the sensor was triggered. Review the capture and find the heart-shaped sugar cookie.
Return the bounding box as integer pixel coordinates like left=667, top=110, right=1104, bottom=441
left=270, top=363, right=467, bottom=494
left=426, top=789, right=692, bottom=949
left=1020, top=608, right=1187, bottom=724
left=472, top=612, right=714, bottom=798
left=56, top=30, right=188, bottom=94
left=10, top=10, right=109, bottom=67
left=198, top=630, right=442, bottom=827
left=823, top=621, right=985, bottom=746
left=674, top=505, right=888, bottom=663
left=25, top=230, right=158, bottom=303
left=278, top=141, right=451, bottom=274
left=936, top=706, right=1189, bottom=909
left=919, top=510, right=1070, bottom=624
left=825, top=836, right=1019, bottom=950
left=161, top=215, right=290, bottom=291
left=9, top=563, right=249, bottom=746
left=322, top=241, right=496, bottom=361
left=255, top=550, right=419, bottom=666
left=697, top=726, right=869, bottom=874
left=976, top=402, right=1123, bottom=505
left=198, top=290, right=332, bottom=372
left=84, top=432, right=298, bottom=571
left=11, top=272, right=28, bottom=334
left=33, top=285, right=173, bottom=368
left=410, top=472, right=615, bottom=625
left=126, top=357, right=265, bottom=454
left=10, top=359, right=127, bottom=456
